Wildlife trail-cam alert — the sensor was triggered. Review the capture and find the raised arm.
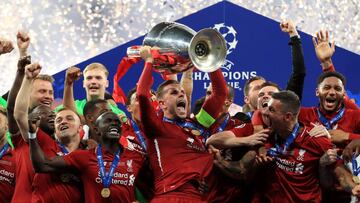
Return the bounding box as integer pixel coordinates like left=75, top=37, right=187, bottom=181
left=280, top=20, right=306, bottom=100
left=14, top=63, right=41, bottom=141
left=196, top=69, right=227, bottom=128
left=28, top=119, right=69, bottom=173
left=313, top=30, right=335, bottom=72
left=62, top=67, right=82, bottom=112
left=7, top=31, right=31, bottom=134
left=180, top=68, right=194, bottom=117
left=313, top=29, right=358, bottom=109
left=137, top=46, right=163, bottom=138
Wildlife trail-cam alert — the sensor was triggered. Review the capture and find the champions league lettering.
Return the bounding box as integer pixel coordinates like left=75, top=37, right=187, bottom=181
left=193, top=23, right=258, bottom=91
left=194, top=70, right=257, bottom=91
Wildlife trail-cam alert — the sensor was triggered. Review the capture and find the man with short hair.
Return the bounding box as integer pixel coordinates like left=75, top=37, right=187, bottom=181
left=0, top=107, right=15, bottom=203
left=14, top=63, right=85, bottom=203
left=299, top=71, right=360, bottom=146
left=242, top=20, right=306, bottom=118
left=58, top=65, right=126, bottom=122
left=29, top=74, right=55, bottom=108
left=255, top=91, right=360, bottom=202
left=29, top=111, right=145, bottom=202
left=83, top=99, right=112, bottom=141
left=137, top=46, right=227, bottom=202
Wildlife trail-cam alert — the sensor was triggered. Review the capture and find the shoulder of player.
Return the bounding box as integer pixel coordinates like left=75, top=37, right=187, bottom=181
left=296, top=125, right=331, bottom=147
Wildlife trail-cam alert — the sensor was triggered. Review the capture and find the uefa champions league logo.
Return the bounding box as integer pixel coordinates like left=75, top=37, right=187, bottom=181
left=192, top=23, right=256, bottom=91
left=213, top=23, right=238, bottom=55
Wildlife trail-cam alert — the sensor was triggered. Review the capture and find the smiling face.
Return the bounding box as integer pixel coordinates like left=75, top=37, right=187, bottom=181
left=83, top=69, right=109, bottom=100
left=30, top=79, right=54, bottom=108
left=244, top=79, right=265, bottom=111
left=158, top=83, right=188, bottom=119
left=96, top=112, right=122, bottom=141
left=316, top=76, right=345, bottom=113
left=55, top=109, right=82, bottom=141
left=29, top=105, right=56, bottom=135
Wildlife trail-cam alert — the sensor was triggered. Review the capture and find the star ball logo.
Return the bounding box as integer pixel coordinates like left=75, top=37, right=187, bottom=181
left=193, top=23, right=257, bottom=91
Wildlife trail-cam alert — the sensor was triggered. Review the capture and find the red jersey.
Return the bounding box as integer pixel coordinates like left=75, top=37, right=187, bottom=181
left=299, top=107, right=360, bottom=141
left=206, top=122, right=254, bottom=203
left=31, top=129, right=83, bottom=203
left=11, top=134, right=34, bottom=203
left=137, top=63, right=227, bottom=200
left=255, top=124, right=334, bottom=203
left=0, top=144, right=15, bottom=203
left=63, top=126, right=145, bottom=203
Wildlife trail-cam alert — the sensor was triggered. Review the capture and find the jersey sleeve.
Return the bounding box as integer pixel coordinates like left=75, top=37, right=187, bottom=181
left=251, top=110, right=264, bottom=126
left=63, top=150, right=90, bottom=171
left=196, top=69, right=227, bottom=128
left=137, top=62, right=165, bottom=138
left=230, top=123, right=254, bottom=138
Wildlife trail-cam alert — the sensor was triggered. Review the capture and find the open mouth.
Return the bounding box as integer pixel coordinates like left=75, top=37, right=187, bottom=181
left=41, top=101, right=52, bottom=106
left=262, top=101, right=269, bottom=108
left=176, top=100, right=186, bottom=112
left=59, top=125, right=69, bottom=131
left=324, top=97, right=337, bottom=109
left=108, top=126, right=120, bottom=136
left=48, top=118, right=55, bottom=125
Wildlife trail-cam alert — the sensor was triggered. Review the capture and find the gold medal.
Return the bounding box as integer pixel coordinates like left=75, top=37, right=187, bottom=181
left=353, top=176, right=360, bottom=185
left=101, top=188, right=111, bottom=198
left=191, top=129, right=201, bottom=136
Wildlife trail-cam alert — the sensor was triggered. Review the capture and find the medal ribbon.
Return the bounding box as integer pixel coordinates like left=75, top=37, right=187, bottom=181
left=130, top=119, right=147, bottom=152
left=268, top=123, right=300, bottom=157
left=352, top=154, right=360, bottom=176
left=316, top=107, right=345, bottom=130
left=163, top=116, right=210, bottom=143
left=0, top=143, right=9, bottom=160
left=56, top=141, right=69, bottom=155
left=246, top=111, right=253, bottom=119
left=216, top=113, right=230, bottom=133
left=96, top=144, right=121, bottom=188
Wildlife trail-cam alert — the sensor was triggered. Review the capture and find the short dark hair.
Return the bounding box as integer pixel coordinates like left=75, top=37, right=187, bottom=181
left=126, top=87, right=137, bottom=106
left=156, top=80, right=180, bottom=99
left=259, top=81, right=282, bottom=92
left=83, top=99, right=108, bottom=117
left=317, top=71, right=346, bottom=87
left=243, top=76, right=266, bottom=97
left=272, top=90, right=300, bottom=116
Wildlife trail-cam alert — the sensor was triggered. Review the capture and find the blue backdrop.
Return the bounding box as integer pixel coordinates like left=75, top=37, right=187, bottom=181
left=52, top=1, right=360, bottom=115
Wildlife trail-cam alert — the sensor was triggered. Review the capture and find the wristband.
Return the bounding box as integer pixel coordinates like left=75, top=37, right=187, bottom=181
left=28, top=132, right=36, bottom=139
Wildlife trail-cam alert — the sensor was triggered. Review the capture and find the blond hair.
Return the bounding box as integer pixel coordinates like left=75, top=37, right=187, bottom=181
left=34, top=74, right=55, bottom=84
left=83, top=63, right=109, bottom=77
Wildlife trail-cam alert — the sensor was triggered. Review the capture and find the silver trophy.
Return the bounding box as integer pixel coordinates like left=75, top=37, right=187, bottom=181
left=127, top=22, right=227, bottom=73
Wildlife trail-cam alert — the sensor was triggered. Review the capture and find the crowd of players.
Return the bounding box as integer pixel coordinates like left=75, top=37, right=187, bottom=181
left=0, top=20, right=360, bottom=203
